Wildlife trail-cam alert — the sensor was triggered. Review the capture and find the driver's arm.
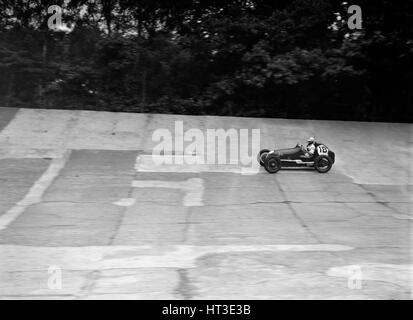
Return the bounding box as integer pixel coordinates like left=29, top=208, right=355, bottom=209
left=300, top=144, right=311, bottom=157
left=307, top=144, right=315, bottom=156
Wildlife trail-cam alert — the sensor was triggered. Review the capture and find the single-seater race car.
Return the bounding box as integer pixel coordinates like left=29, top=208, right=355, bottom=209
left=257, top=141, right=335, bottom=174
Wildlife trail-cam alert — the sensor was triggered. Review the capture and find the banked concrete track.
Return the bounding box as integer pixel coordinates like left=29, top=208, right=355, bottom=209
left=0, top=107, right=411, bottom=299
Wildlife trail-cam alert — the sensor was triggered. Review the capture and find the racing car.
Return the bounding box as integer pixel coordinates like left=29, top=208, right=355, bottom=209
left=257, top=142, right=335, bottom=174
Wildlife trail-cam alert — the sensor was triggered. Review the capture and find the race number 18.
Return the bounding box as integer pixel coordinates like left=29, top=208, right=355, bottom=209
left=317, top=145, right=328, bottom=155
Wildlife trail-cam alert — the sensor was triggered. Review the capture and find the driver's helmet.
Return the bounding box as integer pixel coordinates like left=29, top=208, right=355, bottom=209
left=307, top=137, right=315, bottom=144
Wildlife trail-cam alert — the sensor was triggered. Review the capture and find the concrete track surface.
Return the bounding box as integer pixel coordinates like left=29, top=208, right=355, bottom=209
left=0, top=107, right=412, bottom=299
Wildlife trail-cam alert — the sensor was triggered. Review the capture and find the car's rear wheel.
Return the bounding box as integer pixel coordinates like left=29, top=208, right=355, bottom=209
left=257, top=149, right=270, bottom=166
left=264, top=156, right=281, bottom=174
left=314, top=155, right=333, bottom=173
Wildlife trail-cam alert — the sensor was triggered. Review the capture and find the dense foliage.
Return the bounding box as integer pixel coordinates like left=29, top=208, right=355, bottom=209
left=0, top=0, right=412, bottom=122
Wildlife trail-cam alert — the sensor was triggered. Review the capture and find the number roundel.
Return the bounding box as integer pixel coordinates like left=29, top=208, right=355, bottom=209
left=317, top=145, right=329, bottom=155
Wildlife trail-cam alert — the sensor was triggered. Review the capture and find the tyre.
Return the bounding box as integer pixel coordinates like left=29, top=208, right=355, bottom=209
left=264, top=156, right=281, bottom=174
left=257, top=149, right=270, bottom=166
left=314, top=155, right=333, bottom=173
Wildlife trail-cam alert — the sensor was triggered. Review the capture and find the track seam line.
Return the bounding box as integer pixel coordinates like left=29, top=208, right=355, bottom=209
left=273, top=174, right=323, bottom=243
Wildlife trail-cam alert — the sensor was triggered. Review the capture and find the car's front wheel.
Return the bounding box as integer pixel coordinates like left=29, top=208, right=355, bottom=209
left=257, top=149, right=270, bottom=166
left=314, top=155, right=333, bottom=173
left=264, top=156, right=281, bottom=174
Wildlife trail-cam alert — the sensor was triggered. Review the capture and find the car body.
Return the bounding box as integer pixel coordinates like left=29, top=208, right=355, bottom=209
left=258, top=142, right=335, bottom=174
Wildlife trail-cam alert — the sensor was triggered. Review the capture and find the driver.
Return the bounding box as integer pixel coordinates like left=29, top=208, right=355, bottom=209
left=301, top=137, right=316, bottom=158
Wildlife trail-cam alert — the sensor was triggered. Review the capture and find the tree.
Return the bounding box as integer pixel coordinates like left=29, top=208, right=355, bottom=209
left=0, top=0, right=411, bottom=122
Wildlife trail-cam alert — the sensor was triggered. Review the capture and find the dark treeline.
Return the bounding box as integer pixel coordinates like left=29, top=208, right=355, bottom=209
left=0, top=0, right=412, bottom=122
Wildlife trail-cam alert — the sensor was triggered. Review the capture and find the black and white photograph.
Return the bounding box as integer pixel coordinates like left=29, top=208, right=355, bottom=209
left=0, top=0, right=411, bottom=305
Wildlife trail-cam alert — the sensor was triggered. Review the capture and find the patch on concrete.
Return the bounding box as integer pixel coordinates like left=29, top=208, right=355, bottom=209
left=0, top=151, right=71, bottom=231
left=113, top=198, right=136, bottom=207
left=189, top=252, right=410, bottom=299
left=327, top=263, right=413, bottom=289
left=0, top=150, right=138, bottom=246
left=0, top=107, right=19, bottom=132
left=0, top=158, right=51, bottom=216
left=132, top=178, right=204, bottom=206
left=0, top=244, right=354, bottom=271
